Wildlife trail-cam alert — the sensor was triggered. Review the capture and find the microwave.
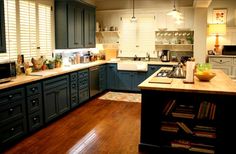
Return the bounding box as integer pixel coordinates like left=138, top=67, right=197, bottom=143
left=0, top=61, right=16, bottom=83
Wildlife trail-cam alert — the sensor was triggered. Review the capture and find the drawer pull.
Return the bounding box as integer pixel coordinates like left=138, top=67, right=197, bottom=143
left=9, top=108, right=14, bottom=112
left=72, top=84, right=76, bottom=88
left=8, top=95, right=13, bottom=99
left=11, top=127, right=15, bottom=131
left=33, top=117, right=37, bottom=121
left=31, top=88, right=36, bottom=92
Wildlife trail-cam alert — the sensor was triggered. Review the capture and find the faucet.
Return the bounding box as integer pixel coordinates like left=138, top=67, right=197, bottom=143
left=145, top=52, right=150, bottom=61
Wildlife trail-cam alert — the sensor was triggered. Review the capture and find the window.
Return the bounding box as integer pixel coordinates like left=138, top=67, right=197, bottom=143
left=0, top=0, right=53, bottom=62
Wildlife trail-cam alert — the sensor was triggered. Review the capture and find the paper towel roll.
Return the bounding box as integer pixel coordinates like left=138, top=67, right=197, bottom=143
left=184, top=61, right=195, bottom=83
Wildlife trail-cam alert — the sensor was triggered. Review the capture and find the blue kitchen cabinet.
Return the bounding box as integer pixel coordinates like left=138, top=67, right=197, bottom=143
left=99, top=64, right=107, bottom=92
left=26, top=82, right=43, bottom=132
left=0, top=87, right=27, bottom=146
left=0, top=0, right=6, bottom=52
left=43, top=75, right=70, bottom=123
left=107, top=64, right=118, bottom=90
left=78, top=69, right=89, bottom=104
left=147, top=65, right=161, bottom=77
left=70, top=72, right=78, bottom=109
left=133, top=72, right=147, bottom=91
left=118, top=71, right=133, bottom=91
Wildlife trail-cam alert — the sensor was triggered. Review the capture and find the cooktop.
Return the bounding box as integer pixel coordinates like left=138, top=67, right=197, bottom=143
left=156, top=69, right=172, bottom=77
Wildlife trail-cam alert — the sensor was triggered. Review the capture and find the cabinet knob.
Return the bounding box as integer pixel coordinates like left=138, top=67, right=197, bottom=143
left=11, top=127, right=15, bottom=131
left=220, top=60, right=222, bottom=62
left=31, top=88, right=36, bottom=91
left=9, top=108, right=14, bottom=112
left=8, top=95, right=13, bottom=99
left=33, top=117, right=37, bottom=121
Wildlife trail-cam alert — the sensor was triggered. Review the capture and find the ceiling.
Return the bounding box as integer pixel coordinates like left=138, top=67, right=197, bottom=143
left=94, top=0, right=217, bottom=11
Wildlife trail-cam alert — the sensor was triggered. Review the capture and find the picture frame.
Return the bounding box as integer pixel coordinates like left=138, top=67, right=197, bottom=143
left=213, top=8, right=227, bottom=24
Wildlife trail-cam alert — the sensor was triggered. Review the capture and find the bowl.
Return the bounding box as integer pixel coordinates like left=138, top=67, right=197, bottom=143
left=194, top=72, right=216, bottom=81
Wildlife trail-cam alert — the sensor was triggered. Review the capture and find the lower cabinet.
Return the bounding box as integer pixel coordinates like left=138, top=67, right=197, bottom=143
left=117, top=71, right=147, bottom=91
left=107, top=64, right=118, bottom=90
left=43, top=75, right=70, bottom=123
left=0, top=87, right=27, bottom=147
left=99, top=64, right=107, bottom=92
left=78, top=69, right=89, bottom=104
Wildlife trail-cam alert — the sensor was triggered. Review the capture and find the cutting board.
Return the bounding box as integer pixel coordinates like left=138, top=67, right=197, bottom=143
left=149, top=77, right=173, bottom=84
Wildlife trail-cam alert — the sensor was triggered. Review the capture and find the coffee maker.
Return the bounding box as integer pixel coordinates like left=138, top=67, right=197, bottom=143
left=160, top=50, right=170, bottom=62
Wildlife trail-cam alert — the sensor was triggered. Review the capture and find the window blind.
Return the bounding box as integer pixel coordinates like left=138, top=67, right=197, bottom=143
left=0, top=0, right=53, bottom=62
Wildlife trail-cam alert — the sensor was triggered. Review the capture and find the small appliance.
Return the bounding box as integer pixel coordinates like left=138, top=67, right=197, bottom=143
left=222, top=45, right=236, bottom=55
left=0, top=61, right=16, bottom=83
left=160, top=50, right=170, bottom=62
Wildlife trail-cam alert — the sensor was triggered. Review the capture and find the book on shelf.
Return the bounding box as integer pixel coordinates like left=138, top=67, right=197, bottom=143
left=160, top=121, right=179, bottom=133
left=194, top=131, right=216, bottom=138
left=176, top=122, right=193, bottom=134
left=171, top=140, right=191, bottom=149
left=172, top=103, right=195, bottom=119
left=189, top=147, right=215, bottom=154
left=197, top=101, right=216, bottom=120
left=163, top=100, right=176, bottom=116
left=193, top=125, right=216, bottom=132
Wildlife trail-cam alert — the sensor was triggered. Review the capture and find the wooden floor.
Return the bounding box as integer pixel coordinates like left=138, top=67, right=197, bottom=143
left=4, top=96, right=143, bottom=154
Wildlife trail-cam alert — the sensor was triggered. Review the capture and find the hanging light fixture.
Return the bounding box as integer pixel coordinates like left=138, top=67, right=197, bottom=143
left=167, top=0, right=184, bottom=24
left=130, top=0, right=137, bottom=22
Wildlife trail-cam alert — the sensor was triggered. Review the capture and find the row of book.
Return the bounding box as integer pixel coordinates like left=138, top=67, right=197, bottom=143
left=162, top=100, right=216, bottom=120
left=171, top=139, right=215, bottom=154
left=160, top=121, right=216, bottom=139
left=197, top=101, right=216, bottom=120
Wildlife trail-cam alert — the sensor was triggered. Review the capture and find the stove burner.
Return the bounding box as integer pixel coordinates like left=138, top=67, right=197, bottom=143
left=156, top=69, right=172, bottom=77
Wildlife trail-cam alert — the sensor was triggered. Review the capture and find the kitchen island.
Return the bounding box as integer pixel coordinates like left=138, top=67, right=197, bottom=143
left=138, top=68, right=236, bottom=154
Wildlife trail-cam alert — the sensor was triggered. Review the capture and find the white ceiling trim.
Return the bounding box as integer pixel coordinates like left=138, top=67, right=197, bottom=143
left=193, top=0, right=212, bottom=8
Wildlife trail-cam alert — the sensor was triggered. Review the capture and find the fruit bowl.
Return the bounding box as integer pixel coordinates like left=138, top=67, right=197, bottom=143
left=194, top=72, right=216, bottom=81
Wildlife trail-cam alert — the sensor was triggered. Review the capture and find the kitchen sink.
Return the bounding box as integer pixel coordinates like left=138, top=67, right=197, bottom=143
left=117, top=61, right=148, bottom=71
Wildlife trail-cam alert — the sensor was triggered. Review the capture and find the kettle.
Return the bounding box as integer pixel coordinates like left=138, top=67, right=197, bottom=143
left=168, top=62, right=186, bottom=78
left=160, top=50, right=170, bottom=62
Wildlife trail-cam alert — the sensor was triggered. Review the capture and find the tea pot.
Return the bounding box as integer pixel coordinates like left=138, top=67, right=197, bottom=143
left=169, top=62, right=185, bottom=78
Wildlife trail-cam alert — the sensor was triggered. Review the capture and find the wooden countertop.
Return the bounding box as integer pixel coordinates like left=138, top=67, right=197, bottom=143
left=0, top=60, right=107, bottom=90
left=138, top=67, right=236, bottom=95
left=0, top=60, right=176, bottom=90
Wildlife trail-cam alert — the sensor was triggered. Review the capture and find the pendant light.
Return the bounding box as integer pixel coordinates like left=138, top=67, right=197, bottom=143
left=167, top=0, right=184, bottom=24
left=130, top=0, right=137, bottom=22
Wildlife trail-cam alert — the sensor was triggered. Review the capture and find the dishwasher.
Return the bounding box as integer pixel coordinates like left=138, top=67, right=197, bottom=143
left=89, top=66, right=99, bottom=97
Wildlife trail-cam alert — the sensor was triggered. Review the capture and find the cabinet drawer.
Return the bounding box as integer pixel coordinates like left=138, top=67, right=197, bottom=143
left=28, top=111, right=43, bottom=132
left=71, top=93, right=78, bottom=108
left=70, top=81, right=78, bottom=94
left=43, top=75, right=69, bottom=90
left=27, top=94, right=42, bottom=114
left=26, top=83, right=42, bottom=96
left=0, top=119, right=27, bottom=144
left=0, top=99, right=25, bottom=124
left=70, top=72, right=77, bottom=81
left=209, top=57, right=233, bottom=65
left=0, top=88, right=25, bottom=104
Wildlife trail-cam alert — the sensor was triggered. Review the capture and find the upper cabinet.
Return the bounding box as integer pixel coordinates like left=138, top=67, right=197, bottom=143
left=55, top=0, right=96, bottom=49
left=0, top=0, right=6, bottom=53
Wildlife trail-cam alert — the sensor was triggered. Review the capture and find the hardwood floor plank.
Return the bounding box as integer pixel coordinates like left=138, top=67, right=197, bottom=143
left=4, top=98, right=142, bottom=154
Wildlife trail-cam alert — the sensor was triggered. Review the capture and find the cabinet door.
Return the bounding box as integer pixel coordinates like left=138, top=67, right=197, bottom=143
left=118, top=71, right=132, bottom=91
left=55, top=1, right=68, bottom=49
left=68, top=2, right=84, bottom=48
left=57, top=85, right=70, bottom=115
left=84, top=6, right=95, bottom=48
left=0, top=0, right=6, bottom=52
left=43, top=89, right=58, bottom=123
left=133, top=72, right=147, bottom=91
left=107, top=64, right=117, bottom=90
left=99, top=65, right=107, bottom=92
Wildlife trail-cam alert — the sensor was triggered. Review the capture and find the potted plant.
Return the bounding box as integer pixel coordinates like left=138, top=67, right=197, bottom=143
left=54, top=54, right=62, bottom=68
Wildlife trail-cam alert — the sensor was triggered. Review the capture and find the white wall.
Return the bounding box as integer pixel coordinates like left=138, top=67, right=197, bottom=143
left=207, top=0, right=236, bottom=52
left=97, top=7, right=194, bottom=58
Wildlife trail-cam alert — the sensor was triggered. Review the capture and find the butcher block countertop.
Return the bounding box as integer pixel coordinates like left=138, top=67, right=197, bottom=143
left=0, top=60, right=107, bottom=90
left=138, top=67, right=236, bottom=95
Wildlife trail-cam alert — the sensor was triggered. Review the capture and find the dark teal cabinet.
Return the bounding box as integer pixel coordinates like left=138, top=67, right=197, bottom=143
left=118, top=71, right=133, bottom=91
left=55, top=0, right=95, bottom=49
left=70, top=72, right=79, bottom=109
left=0, top=0, right=6, bottom=52
left=133, top=72, right=146, bottom=91
left=26, top=82, right=43, bottom=132
left=107, top=64, right=118, bottom=90
left=99, top=65, right=107, bottom=92
left=43, top=75, right=70, bottom=123
left=84, top=6, right=95, bottom=48
left=78, top=69, right=89, bottom=103
left=68, top=2, right=84, bottom=48
left=0, top=87, right=27, bottom=146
